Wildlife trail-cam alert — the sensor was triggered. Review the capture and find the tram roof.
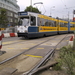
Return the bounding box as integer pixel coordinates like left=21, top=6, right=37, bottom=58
left=18, top=12, right=39, bottom=17
left=18, top=11, right=57, bottom=21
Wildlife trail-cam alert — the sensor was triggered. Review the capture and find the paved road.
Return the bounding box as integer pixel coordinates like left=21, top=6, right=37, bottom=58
left=0, top=34, right=73, bottom=75
left=2, top=37, right=22, bottom=42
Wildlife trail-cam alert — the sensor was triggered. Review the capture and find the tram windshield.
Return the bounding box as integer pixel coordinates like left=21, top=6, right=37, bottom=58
left=18, top=17, right=29, bottom=26
left=18, top=16, right=36, bottom=26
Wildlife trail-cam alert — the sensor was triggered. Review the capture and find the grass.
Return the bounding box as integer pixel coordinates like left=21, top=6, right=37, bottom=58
left=53, top=45, right=75, bottom=75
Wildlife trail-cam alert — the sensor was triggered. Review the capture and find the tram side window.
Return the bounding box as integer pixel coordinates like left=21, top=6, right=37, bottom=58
left=39, top=18, right=43, bottom=26
left=64, top=23, right=68, bottom=27
left=71, top=24, right=75, bottom=27
left=48, top=20, right=56, bottom=27
left=54, top=21, right=56, bottom=27
left=70, top=24, right=72, bottom=27
left=30, top=16, right=36, bottom=26
left=73, top=24, right=74, bottom=27
left=48, top=20, right=50, bottom=26
left=42, top=19, right=45, bottom=26
left=37, top=17, right=40, bottom=26
left=49, top=20, right=54, bottom=27
left=73, top=24, right=75, bottom=27
left=60, top=22, right=64, bottom=27
left=51, top=21, right=56, bottom=27
left=45, top=19, right=49, bottom=26
left=40, top=18, right=45, bottom=26
left=49, top=21, right=52, bottom=27
left=37, top=18, right=44, bottom=26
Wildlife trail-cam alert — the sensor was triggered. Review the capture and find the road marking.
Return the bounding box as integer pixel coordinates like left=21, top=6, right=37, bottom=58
left=2, top=40, right=24, bottom=45
left=3, top=42, right=13, bottom=45
left=18, top=44, right=23, bottom=45
left=37, top=48, right=44, bottom=49
left=21, top=48, right=29, bottom=49
left=31, top=44, right=36, bottom=45
left=56, top=48, right=60, bottom=50
left=7, top=48, right=15, bottom=49
left=25, top=54, right=43, bottom=58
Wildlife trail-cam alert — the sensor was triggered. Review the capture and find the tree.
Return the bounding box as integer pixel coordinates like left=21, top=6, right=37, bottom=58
left=24, top=6, right=41, bottom=14
left=0, top=8, right=8, bottom=28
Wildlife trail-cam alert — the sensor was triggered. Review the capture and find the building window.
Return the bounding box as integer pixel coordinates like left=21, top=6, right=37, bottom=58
left=10, top=18, right=13, bottom=22
left=8, top=17, right=13, bottom=22
left=10, top=12, right=13, bottom=16
left=7, top=11, right=13, bottom=16
left=14, top=14, right=18, bottom=18
left=15, top=19, right=18, bottom=23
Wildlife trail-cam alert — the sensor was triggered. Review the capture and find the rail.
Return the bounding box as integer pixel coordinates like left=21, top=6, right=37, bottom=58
left=23, top=34, right=68, bottom=75
left=0, top=36, right=57, bottom=64
left=24, top=49, right=55, bottom=75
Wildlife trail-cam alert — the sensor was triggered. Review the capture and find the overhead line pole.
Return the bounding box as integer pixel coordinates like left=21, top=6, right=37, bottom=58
left=31, top=0, right=32, bottom=11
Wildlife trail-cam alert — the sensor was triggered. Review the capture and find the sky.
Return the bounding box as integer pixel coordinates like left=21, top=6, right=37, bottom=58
left=17, top=0, right=75, bottom=20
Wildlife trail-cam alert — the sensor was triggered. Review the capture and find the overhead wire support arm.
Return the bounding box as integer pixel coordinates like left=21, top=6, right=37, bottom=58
left=33, top=2, right=46, bottom=15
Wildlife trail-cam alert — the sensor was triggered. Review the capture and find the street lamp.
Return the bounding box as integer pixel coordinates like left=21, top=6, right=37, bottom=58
left=33, top=2, right=46, bottom=14
left=50, top=6, right=55, bottom=17
left=34, top=2, right=43, bottom=5
left=30, top=0, right=32, bottom=6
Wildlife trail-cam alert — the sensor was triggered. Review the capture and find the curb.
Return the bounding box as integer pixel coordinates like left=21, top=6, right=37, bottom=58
left=2, top=33, right=17, bottom=38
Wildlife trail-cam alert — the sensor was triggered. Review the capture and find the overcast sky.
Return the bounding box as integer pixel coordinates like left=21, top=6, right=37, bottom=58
left=17, top=0, right=75, bottom=19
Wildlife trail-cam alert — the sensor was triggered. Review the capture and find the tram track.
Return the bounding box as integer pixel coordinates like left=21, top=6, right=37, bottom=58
left=2, top=37, right=54, bottom=46
left=22, top=34, right=69, bottom=75
left=0, top=34, right=71, bottom=75
left=0, top=35, right=58, bottom=64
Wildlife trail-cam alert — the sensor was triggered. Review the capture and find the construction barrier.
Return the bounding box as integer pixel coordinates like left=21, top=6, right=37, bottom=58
left=68, top=35, right=74, bottom=46
left=0, top=29, right=6, bottom=55
left=70, top=36, right=74, bottom=41
left=2, top=33, right=17, bottom=38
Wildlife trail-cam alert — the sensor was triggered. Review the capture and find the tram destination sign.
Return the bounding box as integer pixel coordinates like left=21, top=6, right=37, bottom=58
left=18, top=12, right=28, bottom=16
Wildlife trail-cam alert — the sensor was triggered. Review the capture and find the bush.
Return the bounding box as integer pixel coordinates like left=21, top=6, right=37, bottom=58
left=54, top=45, right=75, bottom=75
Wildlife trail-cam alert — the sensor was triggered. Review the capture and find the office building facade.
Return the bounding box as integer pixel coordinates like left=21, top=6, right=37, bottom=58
left=0, top=0, right=20, bottom=27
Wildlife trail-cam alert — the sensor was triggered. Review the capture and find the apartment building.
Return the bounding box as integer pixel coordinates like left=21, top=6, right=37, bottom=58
left=0, top=0, right=20, bottom=27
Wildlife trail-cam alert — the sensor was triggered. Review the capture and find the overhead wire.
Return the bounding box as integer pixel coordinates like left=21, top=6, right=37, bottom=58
left=61, top=0, right=68, bottom=9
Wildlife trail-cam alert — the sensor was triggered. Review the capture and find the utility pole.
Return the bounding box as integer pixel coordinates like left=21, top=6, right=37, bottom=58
left=31, top=0, right=32, bottom=11
left=50, top=6, right=55, bottom=17
left=68, top=11, right=69, bottom=21
left=73, top=10, right=75, bottom=50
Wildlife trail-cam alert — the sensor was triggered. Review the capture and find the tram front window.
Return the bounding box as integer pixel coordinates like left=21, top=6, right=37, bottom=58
left=18, top=17, right=29, bottom=26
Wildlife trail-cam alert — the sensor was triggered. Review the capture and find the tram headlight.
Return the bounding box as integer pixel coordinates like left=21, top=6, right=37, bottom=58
left=25, top=30, right=27, bottom=33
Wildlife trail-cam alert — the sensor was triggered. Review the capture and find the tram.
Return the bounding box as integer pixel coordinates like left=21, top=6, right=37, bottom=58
left=17, top=12, right=75, bottom=38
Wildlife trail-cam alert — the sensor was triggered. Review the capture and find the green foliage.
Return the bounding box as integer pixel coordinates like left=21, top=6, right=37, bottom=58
left=24, top=6, right=41, bottom=14
left=0, top=8, right=8, bottom=28
left=53, top=61, right=62, bottom=71
left=54, top=45, right=75, bottom=75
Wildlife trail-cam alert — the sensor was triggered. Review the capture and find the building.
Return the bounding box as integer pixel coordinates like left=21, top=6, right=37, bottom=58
left=0, top=0, right=20, bottom=27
